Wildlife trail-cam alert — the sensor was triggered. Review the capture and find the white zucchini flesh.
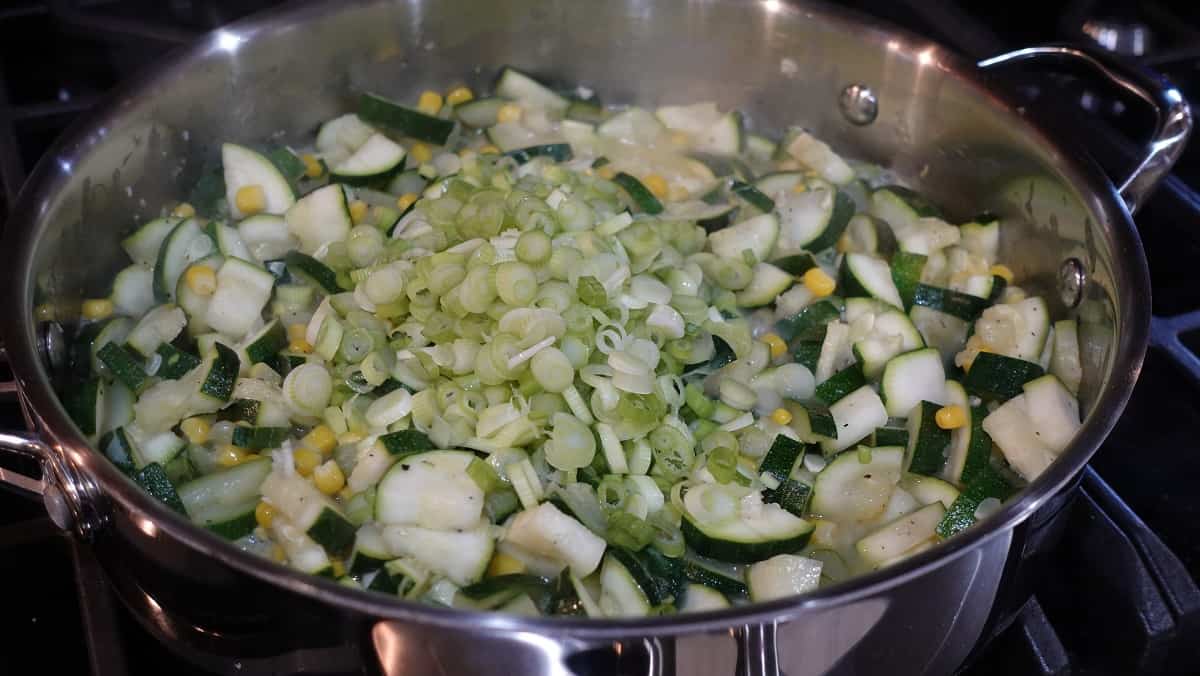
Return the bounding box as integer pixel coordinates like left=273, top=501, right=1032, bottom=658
left=880, top=348, right=946, bottom=418
left=597, top=108, right=666, bottom=146
left=495, top=67, right=570, bottom=114
left=382, top=523, right=494, bottom=587
left=503, top=502, right=607, bottom=577
left=910, top=305, right=969, bottom=366
left=855, top=501, right=945, bottom=567
left=599, top=554, right=651, bottom=617
left=316, top=113, right=376, bottom=162
left=843, top=253, right=903, bottom=309
left=773, top=186, right=834, bottom=255
left=735, top=263, right=794, bottom=308
left=331, top=133, right=407, bottom=177
left=747, top=554, right=823, bottom=601
left=707, top=213, right=779, bottom=262
left=814, top=321, right=853, bottom=384
left=211, top=222, right=254, bottom=262
left=681, top=584, right=730, bottom=612
left=1012, top=297, right=1051, bottom=361
left=155, top=218, right=216, bottom=302
left=785, top=131, right=854, bottom=185
left=899, top=473, right=960, bottom=509
left=877, top=486, right=921, bottom=524
left=822, top=386, right=889, bottom=454
left=1021, top=374, right=1081, bottom=453
left=285, top=183, right=352, bottom=254
left=222, top=143, right=296, bottom=219
left=811, top=446, right=904, bottom=523
left=205, top=258, right=275, bottom=339
left=271, top=519, right=331, bottom=575
left=374, top=450, right=483, bottom=530
left=111, top=264, right=156, bottom=317
left=260, top=472, right=342, bottom=531
left=238, top=214, right=297, bottom=262
left=981, top=393, right=1057, bottom=481
left=126, top=304, right=187, bottom=357
left=122, top=217, right=179, bottom=267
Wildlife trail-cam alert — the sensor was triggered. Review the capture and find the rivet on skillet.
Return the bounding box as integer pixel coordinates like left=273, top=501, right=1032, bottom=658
left=1059, top=258, right=1086, bottom=308
left=839, top=84, right=878, bottom=125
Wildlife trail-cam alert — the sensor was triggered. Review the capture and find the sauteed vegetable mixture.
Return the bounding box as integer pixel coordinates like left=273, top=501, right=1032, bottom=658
left=62, top=67, right=1083, bottom=616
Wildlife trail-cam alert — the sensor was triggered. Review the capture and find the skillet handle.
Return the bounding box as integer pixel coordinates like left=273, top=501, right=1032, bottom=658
left=978, top=44, right=1192, bottom=215
left=0, top=346, right=106, bottom=538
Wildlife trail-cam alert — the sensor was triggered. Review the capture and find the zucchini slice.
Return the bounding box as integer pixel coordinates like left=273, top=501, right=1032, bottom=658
left=454, top=97, right=509, bottom=128
left=375, top=450, right=483, bottom=530
left=820, top=385, right=889, bottom=454
left=153, top=218, right=216, bottom=302
left=494, top=67, right=569, bottom=114
left=205, top=258, right=275, bottom=339
left=222, top=143, right=296, bottom=219
left=747, top=553, right=823, bottom=601
left=735, top=262, right=793, bottom=308
left=285, top=183, right=353, bottom=255
left=357, top=92, right=455, bottom=145
left=881, top=348, right=946, bottom=417
left=178, top=456, right=271, bottom=539
left=962, top=351, right=1044, bottom=402
left=261, top=472, right=357, bottom=555
left=110, top=264, right=156, bottom=317
left=708, top=213, right=779, bottom=262
left=840, top=253, right=903, bottom=309
left=382, top=523, right=494, bottom=586
left=810, top=446, right=903, bottom=523
left=855, top=502, right=945, bottom=567
left=905, top=401, right=950, bottom=476
left=612, top=172, right=664, bottom=214
left=122, top=217, right=180, bottom=267
left=330, top=133, right=407, bottom=185
left=680, top=483, right=813, bottom=563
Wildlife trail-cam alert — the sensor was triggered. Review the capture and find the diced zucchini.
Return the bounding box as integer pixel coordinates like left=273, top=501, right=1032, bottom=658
left=881, top=348, right=946, bottom=417
left=178, top=457, right=271, bottom=539
left=746, top=554, right=822, bottom=601
left=122, top=217, right=180, bottom=267
left=357, top=92, right=455, bottom=145
left=1050, top=319, right=1082, bottom=395
left=814, top=364, right=867, bottom=405
left=133, top=462, right=187, bottom=514
left=775, top=299, right=840, bottom=343
left=912, top=284, right=988, bottom=321
left=230, top=426, right=289, bottom=450
left=840, top=253, right=903, bottom=309
left=855, top=502, right=945, bottom=567
left=375, top=450, right=484, bottom=530
left=130, top=428, right=187, bottom=469
left=284, top=250, right=340, bottom=295
left=348, top=523, right=392, bottom=575
left=244, top=319, right=287, bottom=365
left=237, top=214, right=295, bottom=262
left=126, top=305, right=187, bottom=357
left=96, top=342, right=147, bottom=393
left=494, top=67, right=569, bottom=114
left=285, top=183, right=352, bottom=254
left=962, top=352, right=1044, bottom=402
left=909, top=305, right=969, bottom=366
left=680, top=483, right=813, bottom=563
left=222, top=143, right=296, bottom=219
left=735, top=262, right=793, bottom=307
left=377, top=429, right=435, bottom=457
left=206, top=221, right=254, bottom=263
left=784, top=130, right=854, bottom=185
left=454, top=97, right=508, bottom=128
left=199, top=343, right=240, bottom=402
left=504, top=502, right=607, bottom=577
left=271, top=519, right=332, bottom=576
left=810, top=446, right=903, bottom=522
left=905, top=401, right=950, bottom=476
left=110, top=264, right=156, bottom=317
left=820, top=385, right=889, bottom=454
left=599, top=553, right=651, bottom=617
left=981, top=393, right=1057, bottom=481
left=758, top=435, right=807, bottom=482
left=890, top=251, right=927, bottom=309
left=204, top=257, right=275, bottom=339
left=1021, top=374, right=1081, bottom=453
left=899, top=473, right=960, bottom=509
left=381, top=523, right=494, bottom=586
left=153, top=218, right=216, bottom=302
left=330, top=133, right=407, bottom=185
left=708, top=213, right=779, bottom=262
left=679, top=558, right=748, bottom=598
left=155, top=343, right=201, bottom=380
left=936, top=470, right=1012, bottom=538
left=681, top=584, right=731, bottom=611
left=612, top=172, right=664, bottom=215
left=261, top=472, right=357, bottom=555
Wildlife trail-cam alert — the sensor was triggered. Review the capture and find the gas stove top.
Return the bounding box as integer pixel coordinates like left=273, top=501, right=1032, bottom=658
left=1, top=2, right=1199, bottom=675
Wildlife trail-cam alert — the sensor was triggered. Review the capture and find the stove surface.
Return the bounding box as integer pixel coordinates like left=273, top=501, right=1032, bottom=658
left=2, top=2, right=1200, bottom=675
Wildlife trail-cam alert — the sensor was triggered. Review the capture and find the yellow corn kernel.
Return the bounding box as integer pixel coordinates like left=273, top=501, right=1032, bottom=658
left=81, top=298, right=114, bottom=320
left=396, top=192, right=419, bottom=212
left=289, top=338, right=313, bottom=354
left=271, top=544, right=287, bottom=562
left=478, top=144, right=501, bottom=155
left=445, top=86, right=474, bottom=106
left=254, top=501, right=275, bottom=529
left=417, top=90, right=444, bottom=115
left=292, top=447, right=322, bottom=476
left=836, top=233, right=851, bottom=253
left=487, top=551, right=527, bottom=577
left=184, top=264, right=217, bottom=296
left=34, top=304, right=55, bottom=321
left=330, top=559, right=346, bottom=578
left=301, top=153, right=324, bottom=178
left=642, top=174, right=669, bottom=199
left=215, top=445, right=247, bottom=468
left=181, top=417, right=211, bottom=444
left=409, top=142, right=433, bottom=164
left=935, top=405, right=968, bottom=430
left=313, top=460, right=346, bottom=495
left=349, top=199, right=369, bottom=224
left=792, top=181, right=809, bottom=193
left=802, top=268, right=836, bottom=297
left=496, top=103, right=523, bottom=124
left=760, top=332, right=788, bottom=359
left=770, top=408, right=793, bottom=426
left=989, top=264, right=1014, bottom=283
left=303, top=424, right=338, bottom=455
left=171, top=202, right=196, bottom=218
left=597, top=165, right=617, bottom=180
left=287, top=323, right=308, bottom=343
left=235, top=184, right=266, bottom=215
